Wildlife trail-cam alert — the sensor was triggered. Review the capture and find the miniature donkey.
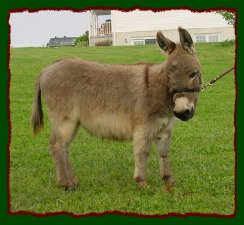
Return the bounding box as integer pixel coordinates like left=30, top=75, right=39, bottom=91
left=31, top=27, right=202, bottom=190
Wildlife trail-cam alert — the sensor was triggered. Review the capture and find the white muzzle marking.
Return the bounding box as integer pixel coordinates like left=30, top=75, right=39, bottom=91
left=174, top=96, right=194, bottom=113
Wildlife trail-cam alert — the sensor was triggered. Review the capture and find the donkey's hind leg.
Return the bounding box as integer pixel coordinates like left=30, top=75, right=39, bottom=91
left=49, top=118, right=80, bottom=190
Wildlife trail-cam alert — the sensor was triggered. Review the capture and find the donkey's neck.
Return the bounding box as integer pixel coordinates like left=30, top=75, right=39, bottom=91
left=145, top=62, right=173, bottom=117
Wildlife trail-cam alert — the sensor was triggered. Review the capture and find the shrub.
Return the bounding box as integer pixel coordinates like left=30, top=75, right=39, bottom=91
left=217, top=39, right=235, bottom=47
left=75, top=31, right=89, bottom=46
left=95, top=39, right=112, bottom=46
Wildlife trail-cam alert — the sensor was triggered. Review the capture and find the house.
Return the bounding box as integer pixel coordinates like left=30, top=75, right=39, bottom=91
left=88, top=10, right=235, bottom=46
left=47, top=36, right=77, bottom=47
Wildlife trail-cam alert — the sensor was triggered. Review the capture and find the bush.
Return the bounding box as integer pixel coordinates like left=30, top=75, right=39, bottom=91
left=75, top=41, right=88, bottom=47
left=217, top=39, right=235, bottom=47
left=95, top=39, right=112, bottom=46
left=75, top=31, right=89, bottom=46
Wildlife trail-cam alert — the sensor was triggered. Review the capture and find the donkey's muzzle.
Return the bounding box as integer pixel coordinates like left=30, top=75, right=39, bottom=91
left=174, top=107, right=194, bottom=121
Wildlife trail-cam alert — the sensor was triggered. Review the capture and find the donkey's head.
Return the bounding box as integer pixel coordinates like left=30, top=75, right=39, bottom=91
left=157, top=27, right=202, bottom=121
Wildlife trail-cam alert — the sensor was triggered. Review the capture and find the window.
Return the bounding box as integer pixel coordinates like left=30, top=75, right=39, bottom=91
left=209, top=35, right=219, bottom=42
left=195, top=34, right=220, bottom=43
left=145, top=39, right=156, bottom=45
left=133, top=40, right=145, bottom=46
left=132, top=38, right=156, bottom=46
left=196, top=35, right=207, bottom=43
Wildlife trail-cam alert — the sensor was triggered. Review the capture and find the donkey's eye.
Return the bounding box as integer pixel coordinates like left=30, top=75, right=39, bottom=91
left=189, top=72, right=197, bottom=79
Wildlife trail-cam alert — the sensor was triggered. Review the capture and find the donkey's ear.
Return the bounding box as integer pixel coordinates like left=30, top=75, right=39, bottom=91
left=156, top=31, right=176, bottom=54
left=178, top=27, right=194, bottom=51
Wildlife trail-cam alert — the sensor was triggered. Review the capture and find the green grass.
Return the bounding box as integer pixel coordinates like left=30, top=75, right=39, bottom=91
left=9, top=43, right=235, bottom=215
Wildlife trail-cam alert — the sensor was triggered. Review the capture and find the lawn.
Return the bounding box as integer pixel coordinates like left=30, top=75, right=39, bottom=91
left=9, top=43, right=235, bottom=216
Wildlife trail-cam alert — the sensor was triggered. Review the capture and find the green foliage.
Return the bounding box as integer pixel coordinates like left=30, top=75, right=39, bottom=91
left=9, top=44, right=235, bottom=215
left=217, top=39, right=235, bottom=47
left=75, top=31, right=89, bottom=46
left=216, top=11, right=236, bottom=25
left=95, top=39, right=112, bottom=46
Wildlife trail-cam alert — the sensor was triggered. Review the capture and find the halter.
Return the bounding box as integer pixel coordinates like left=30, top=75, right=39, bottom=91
left=171, top=87, right=200, bottom=97
left=170, top=66, right=234, bottom=98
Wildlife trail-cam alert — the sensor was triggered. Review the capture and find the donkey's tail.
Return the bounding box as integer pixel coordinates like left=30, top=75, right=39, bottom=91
left=31, top=74, right=43, bottom=135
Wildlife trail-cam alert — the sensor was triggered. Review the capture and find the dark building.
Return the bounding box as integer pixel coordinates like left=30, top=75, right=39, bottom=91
left=47, top=36, right=77, bottom=47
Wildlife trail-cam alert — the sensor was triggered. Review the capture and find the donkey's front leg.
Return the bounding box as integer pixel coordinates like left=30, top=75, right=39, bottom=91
left=133, top=126, right=152, bottom=188
left=156, top=127, right=174, bottom=190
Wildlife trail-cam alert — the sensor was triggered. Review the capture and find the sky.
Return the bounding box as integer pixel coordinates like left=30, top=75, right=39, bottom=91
left=10, top=11, right=90, bottom=47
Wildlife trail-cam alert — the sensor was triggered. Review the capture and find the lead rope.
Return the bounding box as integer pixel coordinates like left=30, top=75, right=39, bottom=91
left=201, top=67, right=235, bottom=91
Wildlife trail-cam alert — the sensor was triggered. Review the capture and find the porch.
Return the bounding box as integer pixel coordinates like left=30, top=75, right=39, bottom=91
left=89, top=10, right=113, bottom=46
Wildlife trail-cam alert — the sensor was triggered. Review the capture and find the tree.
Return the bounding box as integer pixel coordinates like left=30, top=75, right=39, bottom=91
left=75, top=31, right=89, bottom=46
left=216, top=11, right=236, bottom=26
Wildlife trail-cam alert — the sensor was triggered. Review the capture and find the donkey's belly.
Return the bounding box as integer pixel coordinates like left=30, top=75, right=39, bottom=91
left=80, top=112, right=133, bottom=140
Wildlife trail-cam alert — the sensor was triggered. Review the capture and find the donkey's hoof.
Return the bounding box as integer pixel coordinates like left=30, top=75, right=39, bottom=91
left=163, top=176, right=175, bottom=193
left=58, top=177, right=80, bottom=191
left=163, top=175, right=175, bottom=185
left=165, top=185, right=174, bottom=193
left=135, top=177, right=147, bottom=188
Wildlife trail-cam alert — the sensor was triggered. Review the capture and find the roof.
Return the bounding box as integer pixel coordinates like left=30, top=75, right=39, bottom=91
left=93, top=10, right=111, bottom=16
left=47, top=36, right=77, bottom=47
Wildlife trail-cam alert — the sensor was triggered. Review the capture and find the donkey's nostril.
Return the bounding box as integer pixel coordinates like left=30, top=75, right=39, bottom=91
left=185, top=109, right=190, bottom=117
left=174, top=108, right=194, bottom=121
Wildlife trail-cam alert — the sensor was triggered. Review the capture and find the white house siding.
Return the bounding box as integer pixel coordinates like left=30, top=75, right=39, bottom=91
left=113, top=27, right=235, bottom=46
left=111, top=10, right=229, bottom=32
left=110, top=10, right=235, bottom=46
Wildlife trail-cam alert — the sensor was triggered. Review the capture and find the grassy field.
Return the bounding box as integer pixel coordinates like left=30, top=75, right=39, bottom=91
left=9, top=43, right=235, bottom=216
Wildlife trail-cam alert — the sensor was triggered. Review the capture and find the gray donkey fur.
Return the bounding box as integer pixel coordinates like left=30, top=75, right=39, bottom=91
left=31, top=27, right=202, bottom=190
